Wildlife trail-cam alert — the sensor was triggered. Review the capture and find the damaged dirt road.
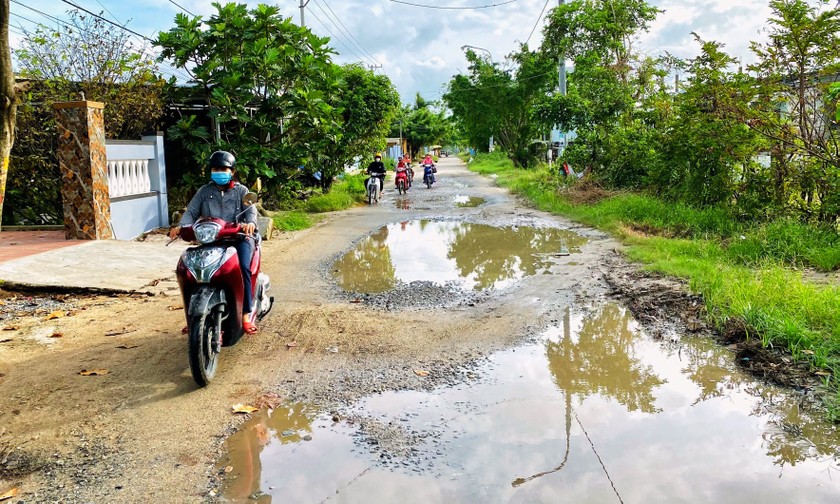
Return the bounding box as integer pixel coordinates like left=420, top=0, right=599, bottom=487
left=1, top=158, right=839, bottom=503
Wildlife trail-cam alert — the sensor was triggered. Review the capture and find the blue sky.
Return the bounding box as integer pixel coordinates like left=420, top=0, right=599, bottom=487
left=8, top=0, right=802, bottom=103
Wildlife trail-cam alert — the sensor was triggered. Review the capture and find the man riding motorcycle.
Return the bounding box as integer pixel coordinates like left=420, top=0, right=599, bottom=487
left=366, top=153, right=387, bottom=193
left=168, top=150, right=260, bottom=334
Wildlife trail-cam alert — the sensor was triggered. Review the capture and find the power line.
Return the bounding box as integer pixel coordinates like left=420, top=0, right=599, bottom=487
left=167, top=0, right=197, bottom=17
left=10, top=12, right=46, bottom=30
left=310, top=1, right=375, bottom=66
left=388, top=0, right=519, bottom=9
left=93, top=0, right=123, bottom=28
left=11, top=0, right=192, bottom=83
left=307, top=9, right=368, bottom=64
left=10, top=0, right=75, bottom=30
left=59, top=0, right=152, bottom=41
left=315, top=0, right=381, bottom=66
left=524, top=0, right=551, bottom=46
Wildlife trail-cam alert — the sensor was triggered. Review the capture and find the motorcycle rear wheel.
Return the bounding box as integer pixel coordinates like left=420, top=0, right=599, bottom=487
left=188, top=311, right=221, bottom=386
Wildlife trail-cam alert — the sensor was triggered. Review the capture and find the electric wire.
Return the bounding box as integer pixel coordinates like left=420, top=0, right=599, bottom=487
left=167, top=0, right=197, bottom=17
left=310, top=0, right=377, bottom=67
left=93, top=0, right=124, bottom=28
left=315, top=0, right=382, bottom=66
left=59, top=0, right=152, bottom=41
left=524, top=0, right=551, bottom=46
left=11, top=0, right=191, bottom=82
left=307, top=9, right=369, bottom=65
left=388, top=0, right=519, bottom=9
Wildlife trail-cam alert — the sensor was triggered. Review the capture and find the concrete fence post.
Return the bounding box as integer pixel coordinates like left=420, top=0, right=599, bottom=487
left=54, top=100, right=112, bottom=240
left=142, top=132, right=169, bottom=228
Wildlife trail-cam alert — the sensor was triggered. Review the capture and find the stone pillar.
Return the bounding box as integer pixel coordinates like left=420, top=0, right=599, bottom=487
left=54, top=101, right=112, bottom=240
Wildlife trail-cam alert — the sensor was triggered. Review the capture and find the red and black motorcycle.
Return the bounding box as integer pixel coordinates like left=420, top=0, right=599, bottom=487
left=174, top=198, right=273, bottom=386
left=395, top=168, right=410, bottom=194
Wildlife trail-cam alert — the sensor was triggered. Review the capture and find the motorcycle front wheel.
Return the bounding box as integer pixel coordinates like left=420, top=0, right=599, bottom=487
left=188, top=311, right=222, bottom=386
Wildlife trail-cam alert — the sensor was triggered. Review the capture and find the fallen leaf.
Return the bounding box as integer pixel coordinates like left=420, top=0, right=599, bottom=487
left=413, top=369, right=430, bottom=377
left=231, top=403, right=258, bottom=414
left=79, top=369, right=109, bottom=376
left=0, top=300, right=5, bottom=306
left=815, top=371, right=832, bottom=377
left=116, top=345, right=140, bottom=349
left=2, top=326, right=18, bottom=331
left=350, top=298, right=362, bottom=304
left=224, top=465, right=234, bottom=473
left=0, top=487, right=20, bottom=501
left=286, top=341, right=298, bottom=349
left=46, top=310, right=66, bottom=320
left=50, top=332, right=64, bottom=338
left=255, top=392, right=282, bottom=410
left=168, top=306, right=184, bottom=311
left=802, top=349, right=815, bottom=355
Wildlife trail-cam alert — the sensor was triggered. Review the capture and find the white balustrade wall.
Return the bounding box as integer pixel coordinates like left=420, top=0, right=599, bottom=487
left=105, top=134, right=169, bottom=239
left=108, top=159, right=151, bottom=197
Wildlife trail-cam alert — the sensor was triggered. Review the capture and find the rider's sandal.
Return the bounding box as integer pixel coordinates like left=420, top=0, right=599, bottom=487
left=243, top=320, right=258, bottom=335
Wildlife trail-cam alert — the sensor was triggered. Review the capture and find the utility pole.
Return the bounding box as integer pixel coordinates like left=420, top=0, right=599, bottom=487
left=299, top=0, right=311, bottom=26
left=558, top=0, right=566, bottom=157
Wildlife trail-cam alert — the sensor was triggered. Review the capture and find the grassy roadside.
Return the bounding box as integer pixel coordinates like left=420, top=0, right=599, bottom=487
left=467, top=152, right=840, bottom=419
left=272, top=173, right=367, bottom=232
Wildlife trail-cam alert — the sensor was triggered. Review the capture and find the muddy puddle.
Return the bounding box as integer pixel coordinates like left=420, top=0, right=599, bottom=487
left=453, top=195, right=485, bottom=207
left=332, top=220, right=587, bottom=293
left=220, top=303, right=840, bottom=503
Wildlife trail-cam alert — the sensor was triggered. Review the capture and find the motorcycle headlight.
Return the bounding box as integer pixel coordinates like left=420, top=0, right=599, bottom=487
left=184, top=246, right=230, bottom=283
left=193, top=222, right=222, bottom=244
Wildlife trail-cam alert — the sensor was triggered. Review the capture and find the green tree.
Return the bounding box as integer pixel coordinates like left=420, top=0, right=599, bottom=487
left=538, top=0, right=660, bottom=182
left=315, top=64, right=400, bottom=190
left=743, top=0, right=840, bottom=221
left=155, top=2, right=341, bottom=194
left=402, top=93, right=448, bottom=158
left=14, top=10, right=165, bottom=138
left=652, top=36, right=766, bottom=208
left=445, top=46, right=556, bottom=168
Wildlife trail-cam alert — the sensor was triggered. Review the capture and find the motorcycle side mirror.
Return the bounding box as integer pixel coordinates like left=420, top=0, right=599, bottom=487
left=243, top=192, right=258, bottom=207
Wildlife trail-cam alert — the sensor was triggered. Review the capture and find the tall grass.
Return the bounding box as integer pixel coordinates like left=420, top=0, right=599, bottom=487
left=468, top=152, right=840, bottom=417
left=272, top=173, right=366, bottom=231
left=304, top=173, right=367, bottom=213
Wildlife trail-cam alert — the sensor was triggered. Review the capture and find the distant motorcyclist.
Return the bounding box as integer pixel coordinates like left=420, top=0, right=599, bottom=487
left=366, top=153, right=387, bottom=192
left=168, top=150, right=260, bottom=334
left=422, top=154, right=436, bottom=184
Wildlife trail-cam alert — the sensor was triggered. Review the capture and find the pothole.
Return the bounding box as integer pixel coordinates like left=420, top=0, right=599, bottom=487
left=332, top=220, right=588, bottom=294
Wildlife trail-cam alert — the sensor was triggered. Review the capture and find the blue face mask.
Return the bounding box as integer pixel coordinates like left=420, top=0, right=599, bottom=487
left=211, top=172, right=232, bottom=185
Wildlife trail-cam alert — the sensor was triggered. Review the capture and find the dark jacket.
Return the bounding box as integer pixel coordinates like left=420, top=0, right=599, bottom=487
left=366, top=161, right=386, bottom=177
left=179, top=181, right=258, bottom=227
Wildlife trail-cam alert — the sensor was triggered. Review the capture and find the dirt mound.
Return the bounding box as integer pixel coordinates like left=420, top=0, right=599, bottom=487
left=559, top=179, right=617, bottom=205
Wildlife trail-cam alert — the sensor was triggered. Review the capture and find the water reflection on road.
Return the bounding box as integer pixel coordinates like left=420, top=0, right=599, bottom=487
left=332, top=220, right=587, bottom=293
left=220, top=304, right=840, bottom=503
